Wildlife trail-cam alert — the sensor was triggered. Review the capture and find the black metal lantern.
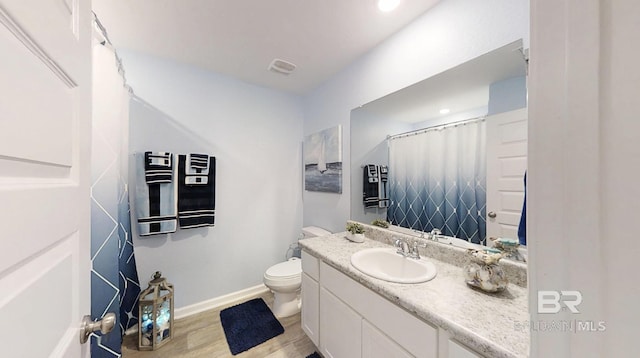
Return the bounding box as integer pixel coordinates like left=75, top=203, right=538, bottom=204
left=138, top=271, right=174, bottom=350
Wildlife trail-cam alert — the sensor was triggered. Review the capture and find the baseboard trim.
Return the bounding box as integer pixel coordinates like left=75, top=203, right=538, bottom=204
left=175, top=284, right=269, bottom=320
left=124, top=284, right=269, bottom=336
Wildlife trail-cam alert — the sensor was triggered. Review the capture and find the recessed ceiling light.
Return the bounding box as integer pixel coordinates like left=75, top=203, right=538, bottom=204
left=378, top=0, right=401, bottom=12
left=439, top=108, right=451, bottom=114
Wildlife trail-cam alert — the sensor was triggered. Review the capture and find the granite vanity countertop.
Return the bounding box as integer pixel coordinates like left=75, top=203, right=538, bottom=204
left=299, top=233, right=529, bottom=358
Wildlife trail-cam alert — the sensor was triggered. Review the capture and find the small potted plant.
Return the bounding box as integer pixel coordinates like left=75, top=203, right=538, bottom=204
left=371, top=219, right=390, bottom=228
left=345, top=222, right=365, bottom=243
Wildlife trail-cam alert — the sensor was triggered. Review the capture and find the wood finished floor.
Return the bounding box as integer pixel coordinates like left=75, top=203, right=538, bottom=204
left=121, top=291, right=317, bottom=358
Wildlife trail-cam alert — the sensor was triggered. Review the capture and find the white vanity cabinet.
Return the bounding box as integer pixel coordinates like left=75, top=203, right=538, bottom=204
left=320, top=260, right=438, bottom=358
left=301, top=251, right=320, bottom=346
left=362, top=320, right=413, bottom=358
left=440, top=336, right=482, bottom=358
left=320, top=286, right=362, bottom=358
left=301, top=250, right=485, bottom=358
left=446, top=339, right=483, bottom=358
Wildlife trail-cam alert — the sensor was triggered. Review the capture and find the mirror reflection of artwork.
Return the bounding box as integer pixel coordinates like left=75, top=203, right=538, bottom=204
left=304, top=125, right=342, bottom=193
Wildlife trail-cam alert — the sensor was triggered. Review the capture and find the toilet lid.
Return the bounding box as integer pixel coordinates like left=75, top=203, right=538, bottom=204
left=265, top=258, right=301, bottom=279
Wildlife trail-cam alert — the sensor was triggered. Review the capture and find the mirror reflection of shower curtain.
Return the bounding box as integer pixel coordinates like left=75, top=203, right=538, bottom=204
left=387, top=120, right=487, bottom=244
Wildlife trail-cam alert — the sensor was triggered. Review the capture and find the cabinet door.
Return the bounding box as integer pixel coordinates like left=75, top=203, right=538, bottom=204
left=301, top=273, right=320, bottom=346
left=321, top=261, right=438, bottom=358
left=320, top=287, right=362, bottom=358
left=363, top=320, right=413, bottom=358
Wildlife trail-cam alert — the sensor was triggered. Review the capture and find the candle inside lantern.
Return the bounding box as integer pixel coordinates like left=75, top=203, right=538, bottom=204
left=138, top=272, right=174, bottom=350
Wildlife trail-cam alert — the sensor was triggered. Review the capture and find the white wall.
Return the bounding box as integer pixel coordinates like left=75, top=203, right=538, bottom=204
left=600, top=2, right=640, bottom=354
left=120, top=50, right=304, bottom=308
left=529, top=0, right=640, bottom=356
left=302, top=0, right=530, bottom=232
left=488, top=76, right=527, bottom=115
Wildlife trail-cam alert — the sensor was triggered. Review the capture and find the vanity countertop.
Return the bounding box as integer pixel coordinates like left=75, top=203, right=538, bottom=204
left=299, top=233, right=529, bottom=358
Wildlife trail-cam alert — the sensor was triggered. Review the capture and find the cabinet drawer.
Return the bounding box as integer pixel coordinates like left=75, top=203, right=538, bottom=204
left=321, top=262, right=438, bottom=358
left=302, top=250, right=319, bottom=280
left=448, top=339, right=482, bottom=358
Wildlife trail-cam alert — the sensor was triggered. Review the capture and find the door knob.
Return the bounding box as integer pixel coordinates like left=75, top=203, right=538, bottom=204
left=79, top=312, right=116, bottom=344
left=488, top=211, right=497, bottom=218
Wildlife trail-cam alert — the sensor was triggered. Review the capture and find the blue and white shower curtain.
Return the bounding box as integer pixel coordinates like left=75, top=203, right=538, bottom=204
left=387, top=120, right=487, bottom=244
left=91, top=22, right=141, bottom=358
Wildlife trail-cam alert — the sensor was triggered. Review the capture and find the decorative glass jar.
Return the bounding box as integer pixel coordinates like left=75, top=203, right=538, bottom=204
left=138, top=271, right=174, bottom=350
left=463, top=249, right=508, bottom=292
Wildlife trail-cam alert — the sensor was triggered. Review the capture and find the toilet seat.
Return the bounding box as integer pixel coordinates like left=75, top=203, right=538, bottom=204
left=264, top=258, right=301, bottom=292
left=265, top=257, right=301, bottom=280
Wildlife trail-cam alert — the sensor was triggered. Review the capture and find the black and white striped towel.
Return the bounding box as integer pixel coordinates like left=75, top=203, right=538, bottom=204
left=187, top=153, right=209, bottom=170
left=144, top=152, right=173, bottom=184
left=178, top=154, right=216, bottom=229
left=185, top=153, right=210, bottom=185
left=135, top=152, right=178, bottom=236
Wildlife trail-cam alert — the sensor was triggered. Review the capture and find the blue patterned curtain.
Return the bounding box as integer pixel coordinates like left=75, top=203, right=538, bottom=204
left=91, top=26, right=141, bottom=357
left=118, top=176, right=141, bottom=335
left=387, top=120, right=487, bottom=244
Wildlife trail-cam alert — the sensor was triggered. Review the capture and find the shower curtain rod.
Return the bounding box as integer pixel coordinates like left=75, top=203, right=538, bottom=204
left=93, top=13, right=112, bottom=47
left=93, top=12, right=133, bottom=95
left=386, top=115, right=486, bottom=141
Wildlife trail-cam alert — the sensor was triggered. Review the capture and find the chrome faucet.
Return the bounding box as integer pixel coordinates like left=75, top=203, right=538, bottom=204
left=394, top=238, right=410, bottom=257
left=410, top=241, right=428, bottom=259
left=394, top=238, right=425, bottom=259
left=427, top=228, right=442, bottom=241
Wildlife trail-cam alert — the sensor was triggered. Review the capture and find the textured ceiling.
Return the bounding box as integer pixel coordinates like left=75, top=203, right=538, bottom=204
left=92, top=0, right=441, bottom=94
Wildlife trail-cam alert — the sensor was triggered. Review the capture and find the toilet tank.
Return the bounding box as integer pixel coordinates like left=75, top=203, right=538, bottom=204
left=289, top=227, right=331, bottom=259
left=302, top=226, right=332, bottom=238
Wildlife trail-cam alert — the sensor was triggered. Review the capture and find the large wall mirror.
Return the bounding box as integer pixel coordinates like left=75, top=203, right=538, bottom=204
left=350, top=40, right=528, bottom=256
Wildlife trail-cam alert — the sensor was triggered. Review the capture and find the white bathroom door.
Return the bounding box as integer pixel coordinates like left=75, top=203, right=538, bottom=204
left=0, top=1, right=92, bottom=357
left=486, top=108, right=528, bottom=241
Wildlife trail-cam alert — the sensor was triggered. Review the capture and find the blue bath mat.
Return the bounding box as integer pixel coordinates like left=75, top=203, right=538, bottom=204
left=306, top=353, right=321, bottom=358
left=220, top=298, right=284, bottom=355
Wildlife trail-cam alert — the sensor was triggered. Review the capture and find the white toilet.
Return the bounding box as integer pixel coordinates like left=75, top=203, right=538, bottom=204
left=264, top=226, right=331, bottom=317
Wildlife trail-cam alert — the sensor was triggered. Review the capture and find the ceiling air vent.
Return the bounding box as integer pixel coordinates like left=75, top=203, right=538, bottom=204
left=268, top=59, right=296, bottom=75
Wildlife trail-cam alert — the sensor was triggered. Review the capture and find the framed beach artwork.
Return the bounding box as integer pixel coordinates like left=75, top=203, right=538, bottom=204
left=304, top=125, right=342, bottom=193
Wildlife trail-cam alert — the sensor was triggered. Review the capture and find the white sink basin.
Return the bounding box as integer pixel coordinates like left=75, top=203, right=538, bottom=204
left=350, top=248, right=437, bottom=284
